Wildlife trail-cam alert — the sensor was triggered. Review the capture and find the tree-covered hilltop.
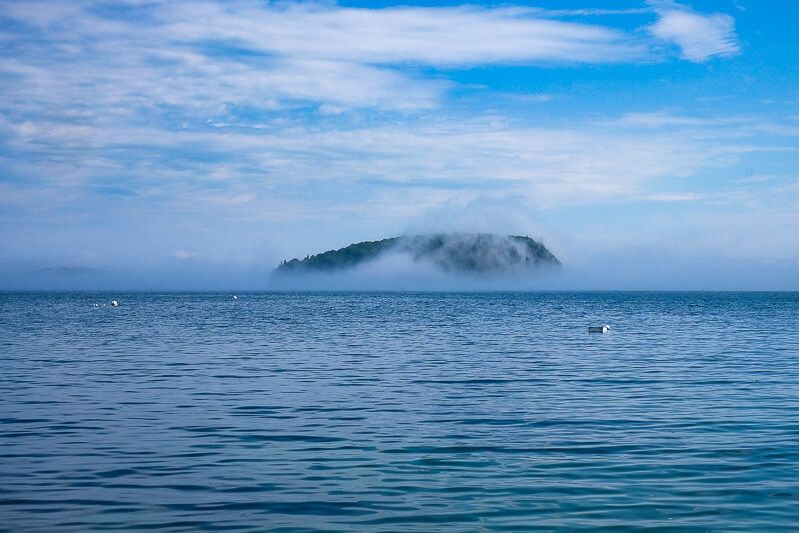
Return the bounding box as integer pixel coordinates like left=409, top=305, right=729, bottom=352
left=275, top=233, right=560, bottom=275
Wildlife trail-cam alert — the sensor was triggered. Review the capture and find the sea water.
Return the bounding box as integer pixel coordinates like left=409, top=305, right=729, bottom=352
left=1, top=292, right=798, bottom=531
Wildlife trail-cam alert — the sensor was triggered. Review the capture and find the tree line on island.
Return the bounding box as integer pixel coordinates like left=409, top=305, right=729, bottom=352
left=275, top=233, right=560, bottom=276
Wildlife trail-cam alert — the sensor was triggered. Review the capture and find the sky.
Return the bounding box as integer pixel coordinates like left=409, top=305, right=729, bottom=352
left=0, top=0, right=797, bottom=289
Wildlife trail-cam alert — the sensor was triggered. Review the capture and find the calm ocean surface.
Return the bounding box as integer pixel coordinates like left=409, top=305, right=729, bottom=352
left=1, top=292, right=799, bottom=531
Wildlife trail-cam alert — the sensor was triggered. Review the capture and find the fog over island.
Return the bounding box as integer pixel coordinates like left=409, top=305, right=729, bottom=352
left=270, top=233, right=560, bottom=290
left=277, top=234, right=559, bottom=274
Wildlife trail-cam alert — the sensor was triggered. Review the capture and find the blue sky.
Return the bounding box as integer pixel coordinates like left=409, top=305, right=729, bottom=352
left=0, top=0, right=797, bottom=289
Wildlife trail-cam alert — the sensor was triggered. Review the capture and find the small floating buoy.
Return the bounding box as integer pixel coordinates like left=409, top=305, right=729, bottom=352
left=232, top=295, right=238, bottom=300
left=111, top=300, right=119, bottom=307
left=589, top=324, right=610, bottom=333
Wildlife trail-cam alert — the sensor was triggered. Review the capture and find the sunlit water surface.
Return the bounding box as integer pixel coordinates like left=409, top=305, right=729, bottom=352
left=1, top=292, right=799, bottom=531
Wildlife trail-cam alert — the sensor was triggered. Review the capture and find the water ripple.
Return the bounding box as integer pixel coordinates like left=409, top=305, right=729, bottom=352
left=1, top=292, right=798, bottom=530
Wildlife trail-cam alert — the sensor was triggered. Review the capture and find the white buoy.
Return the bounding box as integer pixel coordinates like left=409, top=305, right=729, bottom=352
left=111, top=300, right=119, bottom=307
left=589, top=324, right=610, bottom=333
left=232, top=295, right=238, bottom=300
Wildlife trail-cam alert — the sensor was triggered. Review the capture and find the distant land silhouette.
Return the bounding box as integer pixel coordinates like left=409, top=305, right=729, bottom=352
left=275, top=233, right=560, bottom=276
left=36, top=266, right=106, bottom=276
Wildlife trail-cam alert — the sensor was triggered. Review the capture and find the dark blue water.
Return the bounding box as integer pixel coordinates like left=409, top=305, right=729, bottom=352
left=2, top=292, right=799, bottom=531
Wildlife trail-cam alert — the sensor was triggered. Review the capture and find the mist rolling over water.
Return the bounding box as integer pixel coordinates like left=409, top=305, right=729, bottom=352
left=270, top=252, right=550, bottom=292
left=5, top=247, right=799, bottom=292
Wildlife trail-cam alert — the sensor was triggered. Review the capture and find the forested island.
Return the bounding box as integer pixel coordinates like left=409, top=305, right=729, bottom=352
left=275, top=233, right=560, bottom=275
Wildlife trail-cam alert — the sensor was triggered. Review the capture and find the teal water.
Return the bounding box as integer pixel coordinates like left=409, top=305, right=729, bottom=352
left=1, top=292, right=799, bottom=531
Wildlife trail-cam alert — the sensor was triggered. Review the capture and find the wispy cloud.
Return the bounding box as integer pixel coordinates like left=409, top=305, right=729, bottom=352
left=543, top=8, right=653, bottom=17
left=1, top=110, right=790, bottom=216
left=134, top=2, right=649, bottom=65
left=649, top=2, right=740, bottom=61
left=0, top=0, right=738, bottom=120
left=616, top=112, right=750, bottom=128
left=173, top=249, right=196, bottom=260
left=641, top=192, right=705, bottom=202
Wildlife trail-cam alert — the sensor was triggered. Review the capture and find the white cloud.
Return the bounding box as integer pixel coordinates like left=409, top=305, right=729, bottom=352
left=0, top=0, right=743, bottom=122
left=173, top=249, right=196, bottom=259
left=641, top=192, right=705, bottom=202
left=0, top=1, right=656, bottom=117
left=201, top=193, right=256, bottom=206
left=544, top=8, right=653, bottom=17
left=734, top=174, right=781, bottom=184
left=317, top=104, right=346, bottom=116
left=649, top=6, right=740, bottom=61
left=156, top=3, right=646, bottom=65
left=3, top=112, right=786, bottom=212
left=500, top=93, right=554, bottom=103
left=616, top=112, right=748, bottom=128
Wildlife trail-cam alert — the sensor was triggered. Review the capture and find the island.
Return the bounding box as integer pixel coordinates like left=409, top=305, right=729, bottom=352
left=274, top=233, right=560, bottom=275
